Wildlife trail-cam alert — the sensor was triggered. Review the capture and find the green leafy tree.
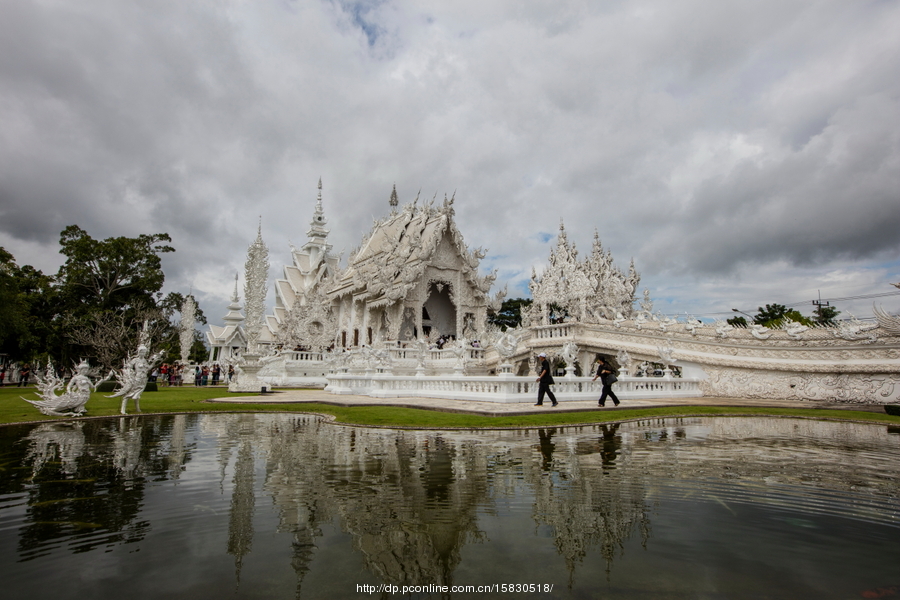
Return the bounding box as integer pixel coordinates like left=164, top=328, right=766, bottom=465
left=54, top=226, right=176, bottom=364
left=0, top=249, right=60, bottom=364
left=0, top=247, right=25, bottom=353
left=488, top=298, right=533, bottom=331
left=813, top=304, right=840, bottom=325
left=56, top=225, right=174, bottom=312
left=749, top=304, right=814, bottom=328
left=753, top=304, right=789, bottom=326
left=727, top=315, right=748, bottom=327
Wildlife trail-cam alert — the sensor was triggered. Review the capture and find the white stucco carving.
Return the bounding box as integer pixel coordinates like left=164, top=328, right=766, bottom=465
left=179, top=294, right=196, bottom=365
left=25, top=360, right=96, bottom=417
left=109, top=323, right=164, bottom=414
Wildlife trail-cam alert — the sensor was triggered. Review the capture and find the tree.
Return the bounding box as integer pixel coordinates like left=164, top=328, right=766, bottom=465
left=488, top=298, right=533, bottom=331
left=56, top=225, right=174, bottom=312
left=66, top=308, right=169, bottom=370
left=0, top=248, right=60, bottom=364
left=747, top=303, right=814, bottom=328
left=727, top=315, right=748, bottom=327
left=753, top=304, right=789, bottom=326
left=813, top=304, right=840, bottom=325
left=0, top=247, right=25, bottom=352
left=54, top=226, right=176, bottom=365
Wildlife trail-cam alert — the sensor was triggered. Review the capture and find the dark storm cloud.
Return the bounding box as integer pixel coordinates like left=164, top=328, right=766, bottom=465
left=1, top=0, right=898, bottom=321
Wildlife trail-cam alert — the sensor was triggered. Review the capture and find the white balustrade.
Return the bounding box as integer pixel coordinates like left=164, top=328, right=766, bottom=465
left=325, top=373, right=701, bottom=403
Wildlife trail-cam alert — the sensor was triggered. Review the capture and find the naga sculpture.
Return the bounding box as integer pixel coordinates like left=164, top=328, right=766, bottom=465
left=783, top=320, right=809, bottom=340
left=714, top=320, right=734, bottom=338
left=873, top=304, right=900, bottom=336
left=833, top=314, right=878, bottom=343
left=25, top=360, right=96, bottom=417
left=750, top=324, right=773, bottom=340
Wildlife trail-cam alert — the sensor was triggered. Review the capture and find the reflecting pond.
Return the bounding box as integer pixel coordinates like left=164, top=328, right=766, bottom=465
left=1, top=414, right=898, bottom=599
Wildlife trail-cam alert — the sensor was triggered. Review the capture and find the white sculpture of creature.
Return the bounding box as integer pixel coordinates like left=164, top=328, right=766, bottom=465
left=635, top=313, right=647, bottom=330
left=873, top=304, right=900, bottom=335
left=109, top=344, right=164, bottom=415
left=640, top=289, right=653, bottom=315
left=414, top=337, right=428, bottom=368
left=657, top=313, right=677, bottom=332
left=657, top=341, right=676, bottom=364
left=750, top=323, right=773, bottom=340
left=783, top=320, right=809, bottom=340
left=683, top=315, right=701, bottom=336
left=833, top=314, right=878, bottom=343
left=561, top=341, right=578, bottom=365
left=449, top=338, right=469, bottom=370
left=364, top=341, right=393, bottom=371
left=495, top=329, right=521, bottom=363
left=613, top=312, right=626, bottom=328
left=714, top=320, right=733, bottom=338
left=616, top=349, right=631, bottom=375
left=25, top=360, right=96, bottom=417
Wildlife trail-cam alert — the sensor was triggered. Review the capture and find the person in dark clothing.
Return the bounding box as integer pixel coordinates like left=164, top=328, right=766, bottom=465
left=592, top=357, right=620, bottom=407
left=534, top=352, right=558, bottom=407
left=17, top=364, right=31, bottom=387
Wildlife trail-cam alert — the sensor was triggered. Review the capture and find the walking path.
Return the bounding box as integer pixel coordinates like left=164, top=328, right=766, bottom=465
left=207, top=389, right=888, bottom=417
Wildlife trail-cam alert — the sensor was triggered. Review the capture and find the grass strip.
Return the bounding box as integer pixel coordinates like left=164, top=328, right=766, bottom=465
left=2, top=386, right=898, bottom=429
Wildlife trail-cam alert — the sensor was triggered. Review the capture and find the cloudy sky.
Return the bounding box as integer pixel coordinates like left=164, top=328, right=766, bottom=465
left=1, top=0, right=899, bottom=326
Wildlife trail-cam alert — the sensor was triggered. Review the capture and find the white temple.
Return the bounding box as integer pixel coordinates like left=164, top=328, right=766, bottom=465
left=206, top=275, right=247, bottom=363
left=209, top=181, right=900, bottom=404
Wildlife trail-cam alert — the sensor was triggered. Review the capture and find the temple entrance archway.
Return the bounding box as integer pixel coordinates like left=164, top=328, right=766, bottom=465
left=424, top=282, right=457, bottom=338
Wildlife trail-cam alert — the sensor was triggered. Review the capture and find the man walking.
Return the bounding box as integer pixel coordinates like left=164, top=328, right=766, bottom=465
left=534, top=352, right=558, bottom=407
left=592, top=356, right=620, bottom=407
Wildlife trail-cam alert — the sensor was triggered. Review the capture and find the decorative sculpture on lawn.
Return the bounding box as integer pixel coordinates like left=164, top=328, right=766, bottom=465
left=109, top=323, right=164, bottom=414
left=24, top=360, right=96, bottom=417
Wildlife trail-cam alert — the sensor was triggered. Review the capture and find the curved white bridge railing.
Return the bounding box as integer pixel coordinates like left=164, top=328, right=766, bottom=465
left=325, top=373, right=701, bottom=403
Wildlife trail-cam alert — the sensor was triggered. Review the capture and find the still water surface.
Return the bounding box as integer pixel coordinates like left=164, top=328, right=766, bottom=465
left=0, top=414, right=898, bottom=599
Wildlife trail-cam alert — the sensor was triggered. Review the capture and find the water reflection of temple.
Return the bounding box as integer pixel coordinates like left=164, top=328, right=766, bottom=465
left=225, top=417, right=491, bottom=595
left=203, top=416, right=655, bottom=593
left=8, top=414, right=899, bottom=594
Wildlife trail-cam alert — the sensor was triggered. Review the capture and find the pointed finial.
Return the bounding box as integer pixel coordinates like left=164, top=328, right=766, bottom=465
left=232, top=273, right=239, bottom=301
left=317, top=177, right=323, bottom=205
left=389, top=183, right=398, bottom=213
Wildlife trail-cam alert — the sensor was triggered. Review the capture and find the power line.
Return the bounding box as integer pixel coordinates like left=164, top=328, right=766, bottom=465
left=743, top=291, right=900, bottom=311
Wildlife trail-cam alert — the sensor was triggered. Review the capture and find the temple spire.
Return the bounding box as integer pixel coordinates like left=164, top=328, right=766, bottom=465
left=389, top=183, right=398, bottom=214
left=307, top=178, right=330, bottom=244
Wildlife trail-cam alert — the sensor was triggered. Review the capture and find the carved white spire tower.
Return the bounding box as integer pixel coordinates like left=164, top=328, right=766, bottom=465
left=301, top=178, right=333, bottom=269
left=179, top=293, right=197, bottom=364
left=243, top=220, right=270, bottom=354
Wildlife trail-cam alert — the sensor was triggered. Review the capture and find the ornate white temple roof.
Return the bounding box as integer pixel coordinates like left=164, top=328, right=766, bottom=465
left=328, top=193, right=494, bottom=308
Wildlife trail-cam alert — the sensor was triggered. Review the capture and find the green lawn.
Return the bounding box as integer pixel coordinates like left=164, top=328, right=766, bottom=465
left=2, top=385, right=898, bottom=429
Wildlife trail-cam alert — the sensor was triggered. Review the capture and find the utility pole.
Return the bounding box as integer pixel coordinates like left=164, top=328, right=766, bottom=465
left=812, top=290, right=830, bottom=313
